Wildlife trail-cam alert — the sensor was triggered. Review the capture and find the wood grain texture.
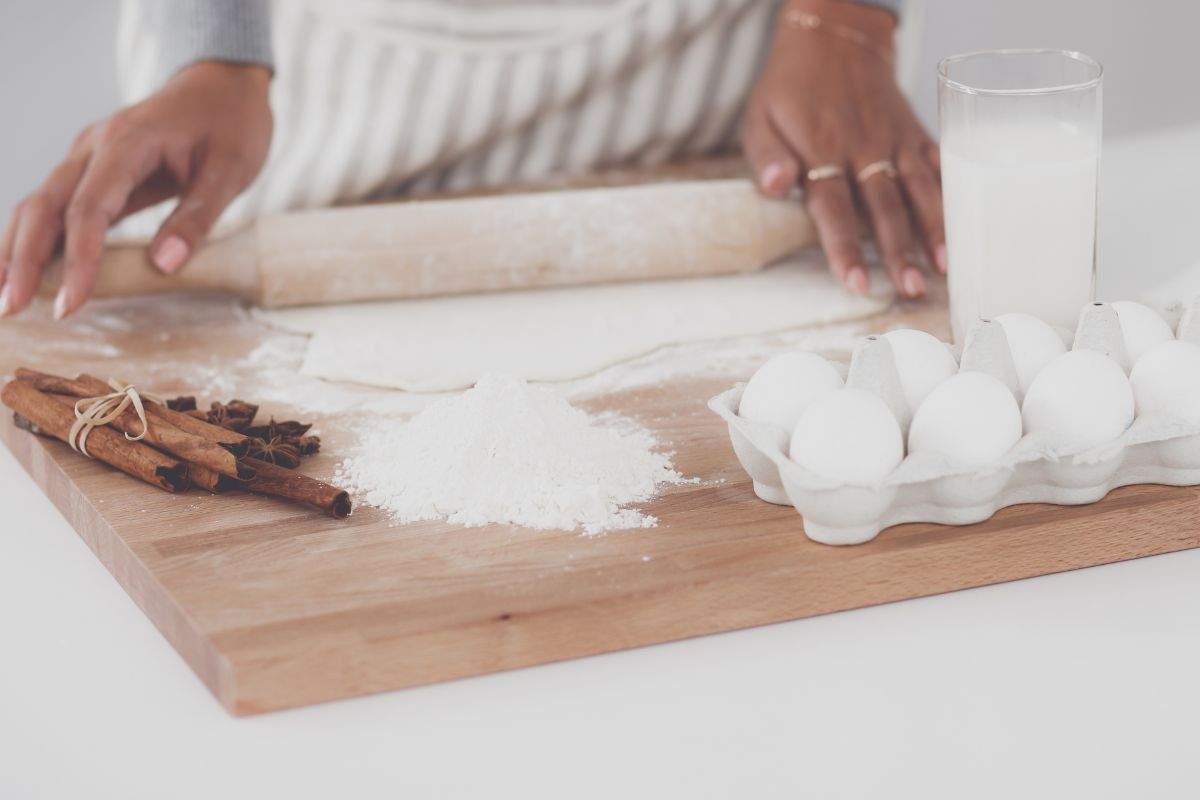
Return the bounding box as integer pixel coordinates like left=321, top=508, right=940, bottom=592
left=3, top=283, right=1200, bottom=716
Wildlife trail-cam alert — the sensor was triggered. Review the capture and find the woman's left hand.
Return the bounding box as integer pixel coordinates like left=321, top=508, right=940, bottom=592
left=741, top=0, right=945, bottom=299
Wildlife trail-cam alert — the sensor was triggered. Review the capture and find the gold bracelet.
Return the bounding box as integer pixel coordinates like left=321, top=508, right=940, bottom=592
left=783, top=8, right=893, bottom=64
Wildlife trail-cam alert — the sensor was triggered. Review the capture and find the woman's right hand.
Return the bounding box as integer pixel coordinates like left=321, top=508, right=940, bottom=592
left=0, top=60, right=273, bottom=319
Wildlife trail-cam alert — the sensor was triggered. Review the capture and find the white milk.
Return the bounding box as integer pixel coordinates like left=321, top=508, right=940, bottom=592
left=942, top=120, right=1099, bottom=342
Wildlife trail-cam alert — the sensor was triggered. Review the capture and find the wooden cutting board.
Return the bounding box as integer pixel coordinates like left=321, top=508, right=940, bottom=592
left=3, top=283, right=1200, bottom=717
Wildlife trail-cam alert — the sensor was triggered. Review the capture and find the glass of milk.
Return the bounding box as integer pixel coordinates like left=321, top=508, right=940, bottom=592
left=939, top=49, right=1103, bottom=343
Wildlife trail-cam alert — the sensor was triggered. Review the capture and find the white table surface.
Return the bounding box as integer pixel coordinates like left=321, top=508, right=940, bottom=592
left=3, top=125, right=1200, bottom=800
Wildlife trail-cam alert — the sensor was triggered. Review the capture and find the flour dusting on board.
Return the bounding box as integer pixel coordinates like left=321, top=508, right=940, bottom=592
left=336, top=374, right=692, bottom=533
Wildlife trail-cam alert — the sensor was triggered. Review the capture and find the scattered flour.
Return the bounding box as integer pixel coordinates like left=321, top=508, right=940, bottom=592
left=234, top=318, right=870, bottom=417
left=335, top=374, right=693, bottom=534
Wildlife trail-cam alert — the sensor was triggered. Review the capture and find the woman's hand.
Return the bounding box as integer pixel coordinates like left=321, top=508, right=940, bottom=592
left=742, top=0, right=944, bottom=299
left=0, top=60, right=272, bottom=319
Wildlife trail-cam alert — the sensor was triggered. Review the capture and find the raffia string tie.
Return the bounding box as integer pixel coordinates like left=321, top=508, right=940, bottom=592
left=68, top=380, right=164, bottom=457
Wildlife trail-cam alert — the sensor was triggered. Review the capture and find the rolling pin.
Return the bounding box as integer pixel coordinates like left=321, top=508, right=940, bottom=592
left=42, top=179, right=816, bottom=309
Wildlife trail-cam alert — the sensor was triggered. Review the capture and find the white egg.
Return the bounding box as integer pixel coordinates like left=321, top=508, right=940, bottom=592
left=738, top=352, right=844, bottom=432
left=1112, top=301, right=1175, bottom=366
left=995, top=312, right=1067, bottom=392
left=908, top=372, right=1022, bottom=467
left=882, top=329, right=958, bottom=412
left=1129, top=339, right=1200, bottom=424
left=1022, top=350, right=1134, bottom=451
left=789, top=388, right=903, bottom=484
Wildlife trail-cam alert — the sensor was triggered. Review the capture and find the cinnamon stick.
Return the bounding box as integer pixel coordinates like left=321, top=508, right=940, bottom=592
left=3, top=380, right=188, bottom=493
left=187, top=463, right=246, bottom=494
left=14, top=368, right=94, bottom=398
left=76, top=373, right=251, bottom=454
left=16, top=368, right=246, bottom=447
left=244, top=457, right=351, bottom=518
left=10, top=367, right=346, bottom=517
left=155, top=405, right=250, bottom=450
left=15, top=369, right=252, bottom=480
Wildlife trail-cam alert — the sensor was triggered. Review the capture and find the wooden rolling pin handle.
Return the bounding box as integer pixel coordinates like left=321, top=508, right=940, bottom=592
left=756, top=194, right=818, bottom=266
left=40, top=226, right=261, bottom=304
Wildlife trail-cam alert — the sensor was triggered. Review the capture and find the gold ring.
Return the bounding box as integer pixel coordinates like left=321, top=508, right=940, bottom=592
left=805, top=164, right=844, bottom=183
left=857, top=159, right=898, bottom=183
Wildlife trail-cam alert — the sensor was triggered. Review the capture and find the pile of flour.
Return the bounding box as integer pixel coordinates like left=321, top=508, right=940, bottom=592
left=335, top=374, right=691, bottom=534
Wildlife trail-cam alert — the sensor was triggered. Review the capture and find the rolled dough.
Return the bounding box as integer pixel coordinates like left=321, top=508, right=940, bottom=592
left=257, top=256, right=891, bottom=392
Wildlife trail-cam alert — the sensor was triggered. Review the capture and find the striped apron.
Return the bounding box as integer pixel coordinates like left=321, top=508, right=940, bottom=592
left=116, top=0, right=784, bottom=236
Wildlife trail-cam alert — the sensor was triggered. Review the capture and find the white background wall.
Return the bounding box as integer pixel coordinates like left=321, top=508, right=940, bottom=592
left=1, top=1, right=117, bottom=218
left=1, top=0, right=1198, bottom=218
left=909, top=0, right=1200, bottom=136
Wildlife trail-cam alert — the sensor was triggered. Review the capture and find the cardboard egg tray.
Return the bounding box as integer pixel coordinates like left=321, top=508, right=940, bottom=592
left=709, top=299, right=1200, bottom=546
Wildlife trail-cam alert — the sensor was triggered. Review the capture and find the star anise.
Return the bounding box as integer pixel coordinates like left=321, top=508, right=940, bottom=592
left=246, top=434, right=303, bottom=468
left=195, top=405, right=318, bottom=467
left=244, top=419, right=312, bottom=440
left=294, top=435, right=321, bottom=456
left=166, top=396, right=197, bottom=412
left=206, top=400, right=259, bottom=432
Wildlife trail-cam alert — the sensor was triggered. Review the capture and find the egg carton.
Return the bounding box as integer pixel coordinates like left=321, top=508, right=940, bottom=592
left=709, top=299, right=1200, bottom=546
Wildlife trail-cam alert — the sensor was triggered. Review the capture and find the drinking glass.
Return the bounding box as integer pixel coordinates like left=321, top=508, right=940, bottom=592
left=938, top=49, right=1103, bottom=343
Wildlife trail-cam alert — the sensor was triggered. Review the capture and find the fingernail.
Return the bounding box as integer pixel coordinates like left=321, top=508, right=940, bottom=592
left=845, top=267, right=869, bottom=295
left=53, top=286, right=71, bottom=320
left=760, top=163, right=787, bottom=195
left=153, top=235, right=189, bottom=274
left=902, top=268, right=925, bottom=298
left=0, top=284, right=11, bottom=318
left=935, top=244, right=948, bottom=274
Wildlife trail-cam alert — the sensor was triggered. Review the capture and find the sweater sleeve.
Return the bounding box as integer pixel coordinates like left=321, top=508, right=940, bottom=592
left=142, top=0, right=274, bottom=83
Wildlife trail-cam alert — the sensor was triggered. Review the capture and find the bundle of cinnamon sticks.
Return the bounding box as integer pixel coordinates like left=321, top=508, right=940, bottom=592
left=1, top=368, right=350, bottom=518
